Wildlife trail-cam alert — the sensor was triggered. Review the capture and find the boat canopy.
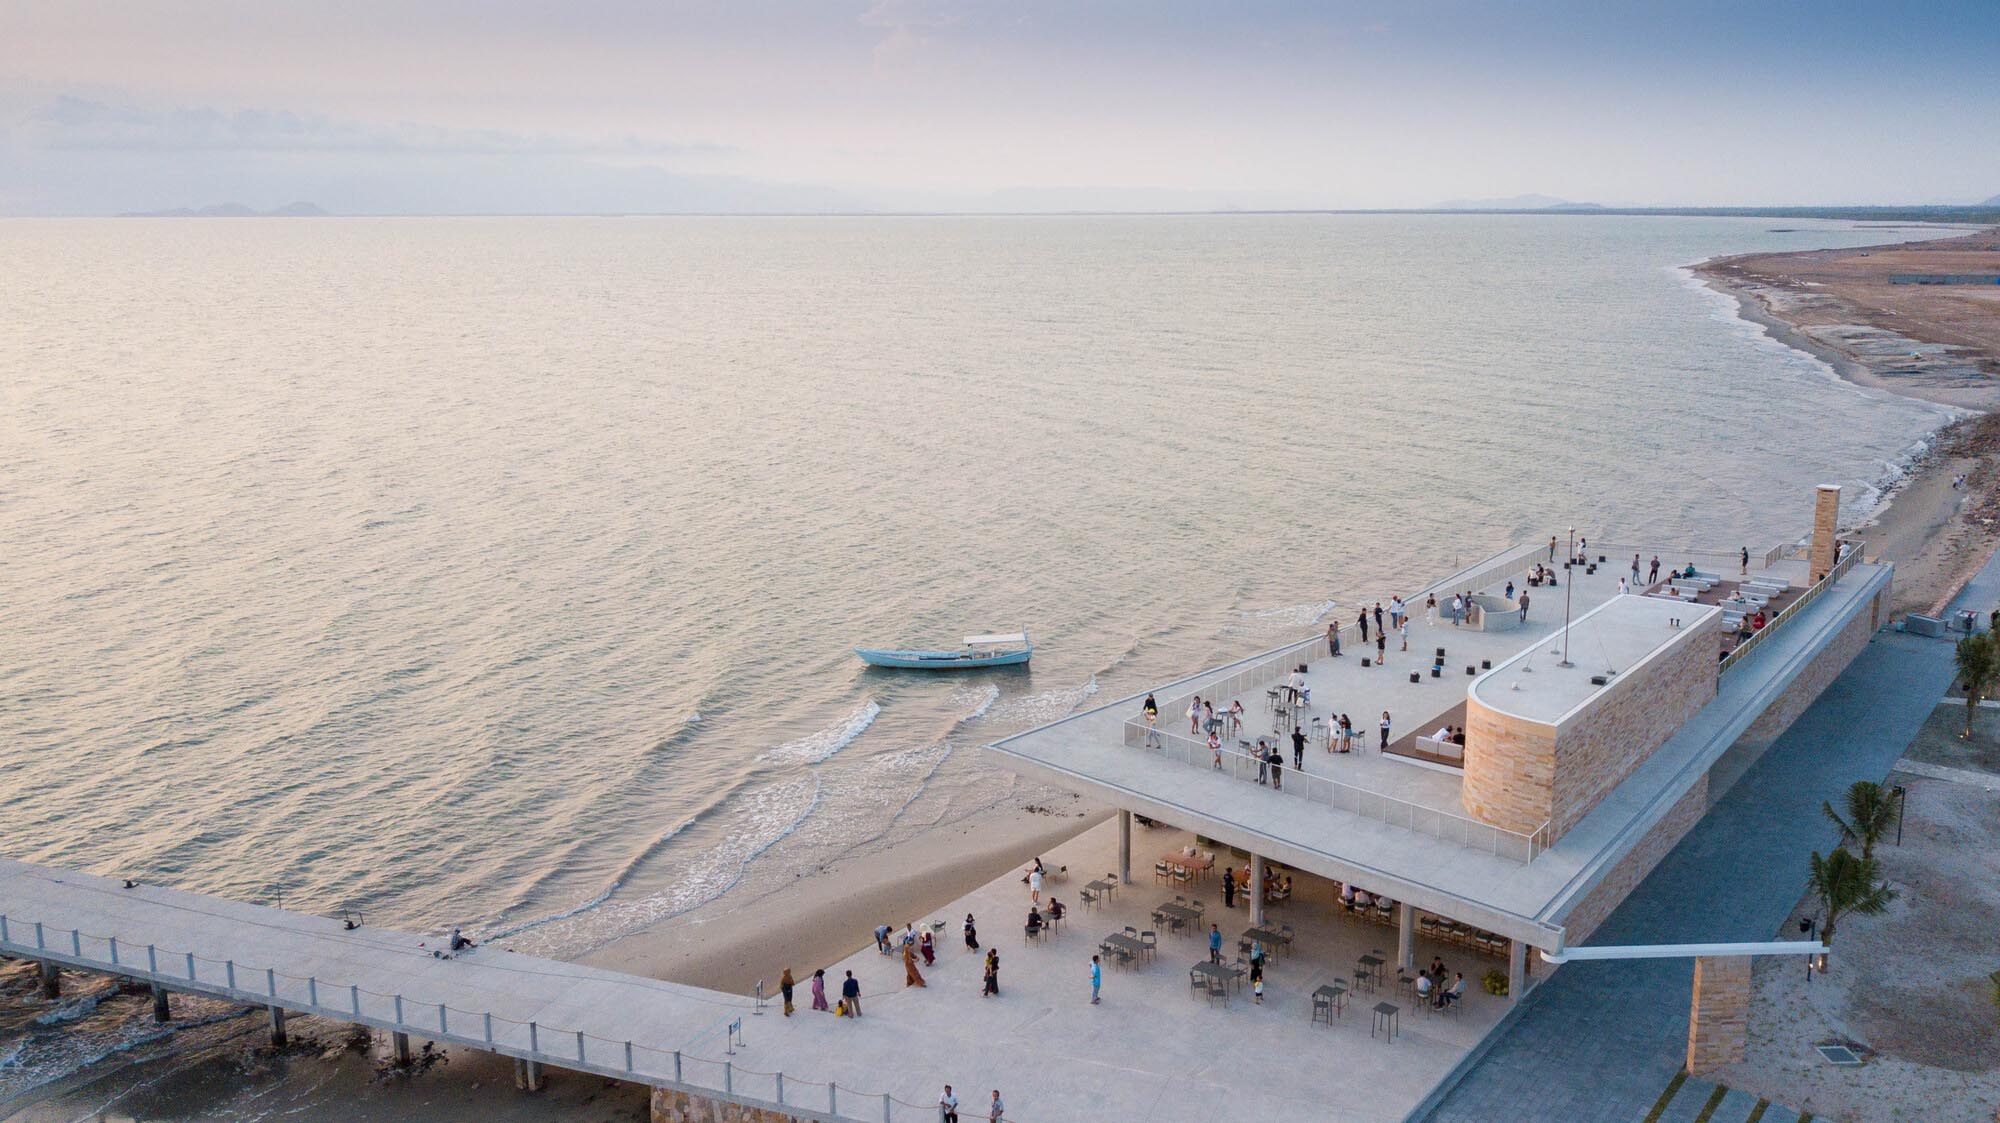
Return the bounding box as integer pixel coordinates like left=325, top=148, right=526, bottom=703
left=964, top=632, right=1029, bottom=647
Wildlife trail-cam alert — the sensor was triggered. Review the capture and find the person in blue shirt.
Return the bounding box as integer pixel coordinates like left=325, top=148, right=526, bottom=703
left=1089, top=954, right=1102, bottom=1005
left=1208, top=923, right=1223, bottom=964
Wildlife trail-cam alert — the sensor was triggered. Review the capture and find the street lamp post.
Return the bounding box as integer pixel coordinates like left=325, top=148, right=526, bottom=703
left=1559, top=525, right=1576, bottom=668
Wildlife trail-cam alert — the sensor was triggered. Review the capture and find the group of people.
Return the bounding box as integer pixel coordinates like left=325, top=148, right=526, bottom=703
left=937, top=1085, right=1006, bottom=1122
left=776, top=966, right=862, bottom=1017
left=1220, top=864, right=1290, bottom=910
left=1413, top=957, right=1467, bottom=1010
left=1427, top=723, right=1468, bottom=747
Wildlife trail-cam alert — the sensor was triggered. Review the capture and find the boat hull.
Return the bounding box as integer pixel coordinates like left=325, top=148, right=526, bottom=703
left=854, top=647, right=1032, bottom=669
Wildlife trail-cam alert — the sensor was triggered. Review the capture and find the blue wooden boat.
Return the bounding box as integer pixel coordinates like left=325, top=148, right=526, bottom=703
left=855, top=631, right=1032, bottom=669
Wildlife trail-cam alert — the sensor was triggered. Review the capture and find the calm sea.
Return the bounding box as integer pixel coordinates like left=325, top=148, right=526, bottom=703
left=0, top=215, right=1952, bottom=978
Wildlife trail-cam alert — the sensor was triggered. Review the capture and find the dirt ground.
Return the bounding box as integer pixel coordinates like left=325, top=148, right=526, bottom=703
left=1713, top=731, right=2000, bottom=1122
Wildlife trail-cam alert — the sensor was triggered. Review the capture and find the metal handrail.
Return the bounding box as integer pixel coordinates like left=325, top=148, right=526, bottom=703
left=1123, top=721, right=1549, bottom=862
left=0, top=914, right=1001, bottom=1123
left=1718, top=541, right=1861, bottom=674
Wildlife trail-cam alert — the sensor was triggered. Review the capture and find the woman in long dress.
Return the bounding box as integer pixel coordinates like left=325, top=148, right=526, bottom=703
left=963, top=913, right=979, bottom=950
left=982, top=949, right=999, bottom=996
left=919, top=929, right=935, bottom=966
left=903, top=941, right=926, bottom=987
left=779, top=967, right=795, bottom=1016
left=809, top=969, right=828, bottom=1011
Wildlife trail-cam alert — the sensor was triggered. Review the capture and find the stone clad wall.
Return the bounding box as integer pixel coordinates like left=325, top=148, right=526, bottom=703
left=1556, top=776, right=1708, bottom=944
left=1548, top=615, right=1719, bottom=838
left=1462, top=613, right=1718, bottom=842
left=1686, top=955, right=1753, bottom=1075
left=650, top=1087, right=803, bottom=1123
left=1730, top=584, right=1885, bottom=756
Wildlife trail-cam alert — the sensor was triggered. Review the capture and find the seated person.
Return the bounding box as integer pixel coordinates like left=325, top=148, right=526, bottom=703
left=448, top=926, right=476, bottom=952
left=1428, top=956, right=1446, bottom=978
left=1340, top=882, right=1357, bottom=907
left=1451, top=727, right=1466, bottom=746
left=1353, top=888, right=1373, bottom=909
left=1415, top=972, right=1433, bottom=1004
left=1047, top=898, right=1065, bottom=923
left=1751, top=610, right=1767, bottom=630
left=1441, top=972, right=1466, bottom=1007
left=1026, top=908, right=1043, bottom=933
left=1281, top=875, right=1293, bottom=897
left=1683, top=563, right=1698, bottom=578
left=1432, top=725, right=1451, bottom=742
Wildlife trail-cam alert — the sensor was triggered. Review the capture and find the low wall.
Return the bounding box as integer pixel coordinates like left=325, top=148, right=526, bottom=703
left=652, top=1088, right=806, bottom=1123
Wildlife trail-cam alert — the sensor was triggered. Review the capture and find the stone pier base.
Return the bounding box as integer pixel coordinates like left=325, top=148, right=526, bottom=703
left=38, top=961, right=60, bottom=999
left=650, top=1086, right=801, bottom=1122
left=153, top=985, right=171, bottom=1022
left=515, top=1056, right=545, bottom=1092
left=1686, top=955, right=1751, bottom=1075
left=268, top=1005, right=287, bottom=1046
left=391, top=1031, right=412, bottom=1066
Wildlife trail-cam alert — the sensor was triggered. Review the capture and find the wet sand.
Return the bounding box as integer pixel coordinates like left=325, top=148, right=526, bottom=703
left=1695, top=225, right=2000, bottom=619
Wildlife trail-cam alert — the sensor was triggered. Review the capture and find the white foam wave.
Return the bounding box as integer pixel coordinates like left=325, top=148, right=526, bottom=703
left=986, top=676, right=1098, bottom=726
left=947, top=684, right=1001, bottom=722
left=1248, top=598, right=1338, bottom=627
left=759, top=699, right=881, bottom=765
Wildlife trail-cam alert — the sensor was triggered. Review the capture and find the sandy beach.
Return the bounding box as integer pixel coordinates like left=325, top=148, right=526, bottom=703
left=1695, top=226, right=2000, bottom=618
left=9, top=223, right=2000, bottom=1123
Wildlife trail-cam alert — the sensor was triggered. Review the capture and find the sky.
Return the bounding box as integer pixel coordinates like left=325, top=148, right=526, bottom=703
left=2, top=0, right=1998, bottom=215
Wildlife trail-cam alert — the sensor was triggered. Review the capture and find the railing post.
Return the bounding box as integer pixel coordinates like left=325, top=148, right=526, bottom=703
left=351, top=984, right=360, bottom=1016
left=308, top=977, right=318, bottom=1007
left=624, top=1040, right=633, bottom=1072
left=883, top=1091, right=892, bottom=1121
left=439, top=1004, right=448, bottom=1034
left=71, top=929, right=81, bottom=957
left=109, top=936, right=119, bottom=966
left=0, top=915, right=8, bottom=944
left=394, top=995, right=403, bottom=1025
left=266, top=967, right=277, bottom=997
left=830, top=1083, right=837, bottom=1113
left=186, top=952, right=196, bottom=979
left=576, top=1029, right=585, bottom=1063
left=34, top=921, right=44, bottom=950
left=528, top=1022, right=538, bottom=1055
left=724, top=1061, right=732, bottom=1095
left=775, top=1072, right=784, bottom=1103
left=148, top=945, right=157, bottom=974
left=484, top=1012, right=494, bottom=1044
left=673, top=1050, right=681, bottom=1082
left=225, top=960, right=235, bottom=989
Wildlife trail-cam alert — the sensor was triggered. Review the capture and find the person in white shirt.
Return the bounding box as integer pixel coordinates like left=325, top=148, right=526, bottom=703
left=1432, top=726, right=1451, bottom=742
left=1028, top=868, right=1043, bottom=905
left=1617, top=577, right=1629, bottom=596
left=940, top=1086, right=960, bottom=1122
left=1415, top=972, right=1433, bottom=1005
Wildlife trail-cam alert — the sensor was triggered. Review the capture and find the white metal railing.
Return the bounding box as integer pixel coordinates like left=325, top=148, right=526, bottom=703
left=1405, top=541, right=1548, bottom=609
left=0, top=915, right=987, bottom=1123
left=1154, top=635, right=1327, bottom=739
left=1122, top=721, right=1549, bottom=861
left=1718, top=540, right=1862, bottom=674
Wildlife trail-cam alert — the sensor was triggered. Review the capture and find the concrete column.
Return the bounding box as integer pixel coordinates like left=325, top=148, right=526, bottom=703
left=153, top=985, right=171, bottom=1023
left=37, top=961, right=60, bottom=999
left=268, top=1006, right=287, bottom=1047
left=1810, top=485, right=1841, bottom=581
left=1249, top=854, right=1266, bottom=926
left=1397, top=905, right=1415, bottom=970
left=1686, top=956, right=1751, bottom=1075
left=391, top=1031, right=412, bottom=1066
left=1117, top=810, right=1132, bottom=886
left=515, top=1056, right=546, bottom=1092
left=1507, top=939, right=1527, bottom=999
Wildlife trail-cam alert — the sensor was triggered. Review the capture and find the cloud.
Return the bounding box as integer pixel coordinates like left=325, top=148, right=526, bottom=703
left=858, top=0, right=965, bottom=70
left=14, top=95, right=730, bottom=158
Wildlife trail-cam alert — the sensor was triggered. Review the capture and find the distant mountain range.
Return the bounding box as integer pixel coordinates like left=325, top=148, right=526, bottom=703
left=1430, top=194, right=1605, bottom=211
left=118, top=201, right=328, bottom=218
left=1984, top=193, right=2000, bottom=207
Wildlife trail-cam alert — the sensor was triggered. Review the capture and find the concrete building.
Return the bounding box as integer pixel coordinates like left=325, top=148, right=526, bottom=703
left=990, top=491, right=1888, bottom=1004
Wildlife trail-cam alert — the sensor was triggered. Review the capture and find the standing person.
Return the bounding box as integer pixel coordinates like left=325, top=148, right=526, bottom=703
left=940, top=1086, right=960, bottom=1123
left=983, top=949, right=1000, bottom=996
left=841, top=970, right=861, bottom=1017
left=1029, top=865, right=1043, bottom=906
left=1379, top=710, right=1392, bottom=751
left=1617, top=577, right=1629, bottom=596
left=1208, top=923, right=1223, bottom=964
left=989, top=1090, right=1005, bottom=1122
left=964, top=913, right=979, bottom=950
left=810, top=968, right=829, bottom=1011
left=1631, top=554, right=1642, bottom=584
left=903, top=941, right=926, bottom=987
left=1208, top=729, right=1222, bottom=769
left=1373, top=601, right=1385, bottom=637
left=1399, top=616, right=1409, bottom=651
left=779, top=967, right=796, bottom=1016
left=1649, top=556, right=1661, bottom=585
left=1338, top=713, right=1353, bottom=753
left=1548, top=535, right=1558, bottom=561
left=1518, top=590, right=1530, bottom=623
left=1450, top=593, right=1464, bottom=627
left=1089, top=954, right=1102, bottom=1004
left=920, top=928, right=935, bottom=965
left=1741, top=546, right=1750, bottom=576
left=1222, top=867, right=1236, bottom=910
left=1358, top=608, right=1369, bottom=644
left=1375, top=630, right=1386, bottom=663
left=1328, top=618, right=1341, bottom=657
left=1142, top=693, right=1158, bottom=721
left=1291, top=725, right=1307, bottom=769
left=1390, top=596, right=1405, bottom=628
left=1250, top=956, right=1264, bottom=1004
left=1426, top=593, right=1437, bottom=626
left=1187, top=695, right=1202, bottom=734
left=875, top=922, right=892, bottom=954
left=1254, top=740, right=1270, bottom=784
left=1269, top=743, right=1283, bottom=790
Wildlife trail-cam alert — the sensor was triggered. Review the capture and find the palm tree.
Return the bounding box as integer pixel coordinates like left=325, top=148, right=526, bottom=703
left=1807, top=847, right=1894, bottom=960
left=1956, top=631, right=1998, bottom=739
left=1822, top=780, right=1897, bottom=860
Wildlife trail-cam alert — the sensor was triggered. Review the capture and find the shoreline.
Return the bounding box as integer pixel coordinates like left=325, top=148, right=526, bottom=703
left=1691, top=225, right=2000, bottom=618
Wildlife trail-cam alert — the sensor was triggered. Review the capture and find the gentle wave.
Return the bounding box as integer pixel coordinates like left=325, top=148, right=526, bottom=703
left=759, top=699, right=881, bottom=765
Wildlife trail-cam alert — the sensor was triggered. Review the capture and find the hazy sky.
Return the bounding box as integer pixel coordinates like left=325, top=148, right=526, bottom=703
left=3, top=0, right=1997, bottom=215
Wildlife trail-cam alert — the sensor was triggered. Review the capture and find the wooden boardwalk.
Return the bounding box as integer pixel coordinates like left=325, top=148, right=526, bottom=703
left=0, top=857, right=917, bottom=1122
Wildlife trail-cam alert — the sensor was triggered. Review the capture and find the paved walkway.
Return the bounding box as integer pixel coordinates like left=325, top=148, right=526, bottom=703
left=1415, top=546, right=2000, bottom=1122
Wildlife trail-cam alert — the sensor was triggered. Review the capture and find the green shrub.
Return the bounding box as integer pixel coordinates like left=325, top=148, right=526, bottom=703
left=1482, top=967, right=1508, bottom=996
